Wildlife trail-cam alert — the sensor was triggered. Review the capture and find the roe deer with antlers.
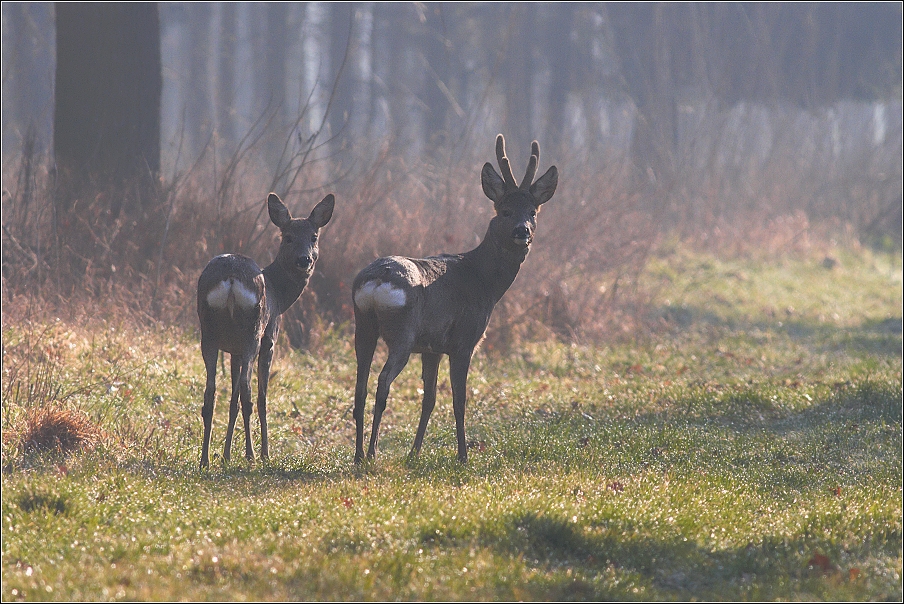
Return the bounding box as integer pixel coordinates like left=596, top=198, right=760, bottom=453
left=196, top=192, right=335, bottom=468
left=352, top=134, right=558, bottom=463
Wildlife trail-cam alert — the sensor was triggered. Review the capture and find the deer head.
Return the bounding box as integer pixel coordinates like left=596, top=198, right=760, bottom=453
left=480, top=134, right=558, bottom=253
left=268, top=192, right=335, bottom=277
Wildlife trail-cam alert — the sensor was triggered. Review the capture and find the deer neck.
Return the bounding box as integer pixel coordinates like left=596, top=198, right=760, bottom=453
left=466, top=225, right=528, bottom=304
left=262, top=261, right=309, bottom=315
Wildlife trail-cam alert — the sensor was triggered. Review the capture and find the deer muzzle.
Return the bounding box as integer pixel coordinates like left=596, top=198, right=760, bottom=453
left=511, top=225, right=531, bottom=246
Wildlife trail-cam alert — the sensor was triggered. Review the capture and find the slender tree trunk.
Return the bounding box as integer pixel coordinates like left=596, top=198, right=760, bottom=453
left=422, top=3, right=450, bottom=153
left=544, top=3, right=573, bottom=156
left=265, top=3, right=289, bottom=126
left=328, top=2, right=355, bottom=156
left=503, top=4, right=535, bottom=154
left=185, top=3, right=213, bottom=161
left=250, top=3, right=289, bottom=171
left=606, top=3, right=678, bottom=187
left=382, top=3, right=410, bottom=150
left=3, top=3, right=55, bottom=157
left=216, top=2, right=237, bottom=155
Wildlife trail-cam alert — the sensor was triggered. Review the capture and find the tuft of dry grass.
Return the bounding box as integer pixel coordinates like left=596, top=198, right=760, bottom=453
left=11, top=406, right=100, bottom=456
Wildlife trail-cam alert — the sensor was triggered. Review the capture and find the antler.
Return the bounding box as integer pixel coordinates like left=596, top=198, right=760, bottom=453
left=519, top=140, right=540, bottom=190
left=495, top=134, right=518, bottom=188
left=495, top=135, right=543, bottom=190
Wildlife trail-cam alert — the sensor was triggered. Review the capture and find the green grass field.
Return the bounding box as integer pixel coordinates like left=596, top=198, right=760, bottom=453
left=2, top=246, right=901, bottom=601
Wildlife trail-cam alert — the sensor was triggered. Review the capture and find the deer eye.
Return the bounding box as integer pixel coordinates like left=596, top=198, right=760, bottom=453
left=529, top=210, right=537, bottom=218
left=311, top=233, right=318, bottom=243
left=501, top=209, right=513, bottom=218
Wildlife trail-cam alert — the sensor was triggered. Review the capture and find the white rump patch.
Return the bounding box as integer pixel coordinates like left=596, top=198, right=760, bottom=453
left=206, top=278, right=259, bottom=311
left=354, top=280, right=407, bottom=311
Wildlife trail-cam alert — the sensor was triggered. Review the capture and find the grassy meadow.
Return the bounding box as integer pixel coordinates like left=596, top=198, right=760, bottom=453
left=2, top=244, right=902, bottom=601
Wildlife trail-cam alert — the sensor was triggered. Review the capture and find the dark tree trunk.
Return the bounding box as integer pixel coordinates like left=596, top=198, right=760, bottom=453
left=265, top=3, right=289, bottom=121
left=422, top=3, right=450, bottom=153
left=544, top=3, right=574, bottom=156
left=328, top=2, right=355, bottom=156
left=379, top=3, right=410, bottom=149
left=504, top=4, right=536, bottom=155
left=185, top=3, right=213, bottom=160
left=53, top=2, right=161, bottom=214
left=249, top=2, right=294, bottom=175
left=216, top=2, right=237, bottom=153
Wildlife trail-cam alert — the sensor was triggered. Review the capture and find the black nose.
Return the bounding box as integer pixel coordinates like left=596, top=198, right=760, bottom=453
left=296, top=256, right=313, bottom=270
left=512, top=226, right=530, bottom=240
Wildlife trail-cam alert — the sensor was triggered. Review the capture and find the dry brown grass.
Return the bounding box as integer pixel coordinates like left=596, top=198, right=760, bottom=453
left=8, top=406, right=100, bottom=456
left=1, top=138, right=658, bottom=352
left=1, top=128, right=899, bottom=353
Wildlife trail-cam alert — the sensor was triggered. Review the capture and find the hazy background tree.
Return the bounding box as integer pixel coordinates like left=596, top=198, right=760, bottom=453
left=543, top=3, right=576, bottom=157
left=215, top=2, right=237, bottom=156
left=53, top=2, right=161, bottom=216
left=253, top=3, right=291, bottom=168
left=1, top=3, right=54, bottom=156
left=419, top=2, right=453, bottom=153
left=4, top=2, right=898, bottom=183
left=327, top=2, right=355, bottom=158
left=606, top=3, right=903, bottom=187
left=182, top=3, right=214, bottom=160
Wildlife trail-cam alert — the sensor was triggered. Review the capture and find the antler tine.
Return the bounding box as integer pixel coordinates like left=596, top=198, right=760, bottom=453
left=495, top=134, right=517, bottom=188
left=520, top=154, right=538, bottom=190
left=520, top=141, right=541, bottom=189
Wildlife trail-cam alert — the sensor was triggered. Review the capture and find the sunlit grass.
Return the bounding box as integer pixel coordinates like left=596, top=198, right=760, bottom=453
left=2, top=245, right=901, bottom=601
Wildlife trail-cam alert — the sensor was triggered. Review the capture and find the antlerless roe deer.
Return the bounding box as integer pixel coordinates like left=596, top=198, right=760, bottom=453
left=196, top=192, right=335, bottom=468
left=352, top=134, right=558, bottom=463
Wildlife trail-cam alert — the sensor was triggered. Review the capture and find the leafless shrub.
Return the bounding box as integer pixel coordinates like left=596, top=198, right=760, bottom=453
left=2, top=103, right=899, bottom=355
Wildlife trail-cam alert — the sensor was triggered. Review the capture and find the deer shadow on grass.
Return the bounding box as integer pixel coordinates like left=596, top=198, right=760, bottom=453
left=462, top=510, right=901, bottom=600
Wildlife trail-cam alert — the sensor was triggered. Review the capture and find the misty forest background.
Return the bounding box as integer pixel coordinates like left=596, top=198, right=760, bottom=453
left=2, top=2, right=902, bottom=350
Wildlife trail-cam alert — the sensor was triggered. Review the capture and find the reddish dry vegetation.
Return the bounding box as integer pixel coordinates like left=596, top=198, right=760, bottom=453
left=1, top=147, right=655, bottom=352
left=1, top=120, right=898, bottom=355
left=8, top=407, right=100, bottom=456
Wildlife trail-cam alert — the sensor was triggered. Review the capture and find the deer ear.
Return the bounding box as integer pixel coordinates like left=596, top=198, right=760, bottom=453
left=308, top=193, right=335, bottom=229
left=481, top=162, right=507, bottom=202
left=268, top=193, right=293, bottom=228
left=529, top=166, right=558, bottom=205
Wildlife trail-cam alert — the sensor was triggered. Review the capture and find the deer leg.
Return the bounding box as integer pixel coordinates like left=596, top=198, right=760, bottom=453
left=368, top=346, right=411, bottom=460
left=410, top=352, right=441, bottom=458
left=223, top=354, right=242, bottom=462
left=239, top=358, right=255, bottom=462
left=200, top=341, right=219, bottom=469
left=257, top=336, right=274, bottom=462
left=353, top=314, right=379, bottom=464
left=449, top=352, right=473, bottom=464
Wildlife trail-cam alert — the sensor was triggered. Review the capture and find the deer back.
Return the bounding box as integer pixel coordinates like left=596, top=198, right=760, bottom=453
left=197, top=253, right=269, bottom=356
